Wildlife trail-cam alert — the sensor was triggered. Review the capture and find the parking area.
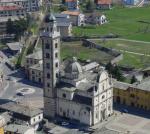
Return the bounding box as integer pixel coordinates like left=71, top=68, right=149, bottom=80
left=106, top=113, right=150, bottom=134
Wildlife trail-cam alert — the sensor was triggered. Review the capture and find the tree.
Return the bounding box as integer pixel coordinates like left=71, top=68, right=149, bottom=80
left=59, top=5, right=67, bottom=12
left=113, top=66, right=125, bottom=81
left=6, top=19, right=14, bottom=34
left=6, top=18, right=28, bottom=40
left=106, top=63, right=125, bottom=81
left=131, top=75, right=137, bottom=84
left=105, top=62, right=113, bottom=74
left=85, top=0, right=96, bottom=12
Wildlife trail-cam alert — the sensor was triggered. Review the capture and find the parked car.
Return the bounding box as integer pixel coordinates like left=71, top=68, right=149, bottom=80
left=61, top=121, right=69, bottom=126
left=16, top=92, right=25, bottom=96
left=122, top=109, right=128, bottom=113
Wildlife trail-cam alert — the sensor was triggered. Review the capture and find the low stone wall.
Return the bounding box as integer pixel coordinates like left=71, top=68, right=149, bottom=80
left=82, top=39, right=123, bottom=64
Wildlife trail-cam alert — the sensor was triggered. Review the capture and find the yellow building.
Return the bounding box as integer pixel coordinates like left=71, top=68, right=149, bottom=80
left=113, top=77, right=150, bottom=111
left=0, top=115, right=5, bottom=134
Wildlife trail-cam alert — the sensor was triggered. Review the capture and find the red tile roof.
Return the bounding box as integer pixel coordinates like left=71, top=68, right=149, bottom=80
left=62, top=10, right=80, bottom=16
left=97, top=0, right=112, bottom=5
left=0, top=5, right=22, bottom=11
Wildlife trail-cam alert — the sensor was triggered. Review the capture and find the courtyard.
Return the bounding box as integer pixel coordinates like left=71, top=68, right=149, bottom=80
left=106, top=112, right=150, bottom=134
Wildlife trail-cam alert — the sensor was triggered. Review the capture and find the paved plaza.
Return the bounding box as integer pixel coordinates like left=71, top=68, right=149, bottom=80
left=106, top=113, right=150, bottom=134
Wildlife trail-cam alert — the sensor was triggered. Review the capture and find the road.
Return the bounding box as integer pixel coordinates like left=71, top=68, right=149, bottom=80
left=0, top=57, right=43, bottom=108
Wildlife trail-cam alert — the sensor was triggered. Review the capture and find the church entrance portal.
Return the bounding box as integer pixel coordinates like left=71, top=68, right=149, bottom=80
left=116, top=96, right=120, bottom=104
left=101, top=109, right=106, bottom=121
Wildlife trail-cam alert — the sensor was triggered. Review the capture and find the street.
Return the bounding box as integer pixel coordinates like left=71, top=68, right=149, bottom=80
left=0, top=58, right=43, bottom=109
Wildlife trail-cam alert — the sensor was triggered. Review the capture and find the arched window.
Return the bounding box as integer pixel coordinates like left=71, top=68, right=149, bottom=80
left=47, top=73, right=50, bottom=79
left=46, top=53, right=50, bottom=58
left=102, top=83, right=105, bottom=90
left=45, top=43, right=49, bottom=49
left=55, top=43, right=58, bottom=48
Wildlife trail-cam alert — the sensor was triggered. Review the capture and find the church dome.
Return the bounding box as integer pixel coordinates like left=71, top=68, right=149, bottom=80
left=65, top=57, right=83, bottom=75
left=45, top=13, right=56, bottom=23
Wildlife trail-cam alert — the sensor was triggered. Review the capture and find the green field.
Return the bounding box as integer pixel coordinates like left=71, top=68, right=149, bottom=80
left=93, top=39, right=150, bottom=68
left=37, top=40, right=150, bottom=69
left=94, top=39, right=150, bottom=54
left=61, top=41, right=114, bottom=64
left=119, top=52, right=150, bottom=68
left=73, top=7, right=150, bottom=41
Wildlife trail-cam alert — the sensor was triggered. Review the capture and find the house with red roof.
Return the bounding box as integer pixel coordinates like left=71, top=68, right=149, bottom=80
left=61, top=10, right=85, bottom=26
left=95, top=0, right=112, bottom=9
left=0, top=3, right=26, bottom=17
left=0, top=0, right=42, bottom=12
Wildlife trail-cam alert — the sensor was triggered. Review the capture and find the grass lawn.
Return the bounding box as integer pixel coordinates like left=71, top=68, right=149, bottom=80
left=61, top=41, right=114, bottom=64
left=73, top=7, right=150, bottom=41
left=61, top=40, right=150, bottom=69
left=119, top=52, right=150, bottom=68
left=93, top=39, right=150, bottom=68
left=94, top=39, right=150, bottom=54
left=37, top=39, right=150, bottom=69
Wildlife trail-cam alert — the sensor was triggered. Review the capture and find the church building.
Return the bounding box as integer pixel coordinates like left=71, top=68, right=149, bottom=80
left=40, top=13, right=113, bottom=126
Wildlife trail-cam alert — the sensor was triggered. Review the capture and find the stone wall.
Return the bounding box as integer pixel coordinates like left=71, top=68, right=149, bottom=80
left=82, top=39, right=123, bottom=64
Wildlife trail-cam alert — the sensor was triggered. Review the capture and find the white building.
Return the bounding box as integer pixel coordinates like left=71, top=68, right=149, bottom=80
left=0, top=102, right=43, bottom=130
left=25, top=50, right=42, bottom=76
left=29, top=60, right=43, bottom=84
left=0, top=3, right=26, bottom=17
left=61, top=11, right=85, bottom=26
left=86, top=13, right=107, bottom=25
left=0, top=0, right=42, bottom=12
left=40, top=13, right=113, bottom=126
left=55, top=13, right=72, bottom=37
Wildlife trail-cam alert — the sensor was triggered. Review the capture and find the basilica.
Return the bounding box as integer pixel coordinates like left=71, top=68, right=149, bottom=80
left=40, top=13, right=113, bottom=126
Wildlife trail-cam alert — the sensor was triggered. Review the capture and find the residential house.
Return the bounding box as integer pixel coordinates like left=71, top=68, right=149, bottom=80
left=55, top=13, right=72, bottom=37
left=0, top=3, right=26, bottom=17
left=29, top=60, right=43, bottom=84
left=0, top=102, right=43, bottom=130
left=64, top=0, right=79, bottom=10
left=0, top=0, right=42, bottom=12
left=86, top=12, right=107, bottom=25
left=114, top=77, right=150, bottom=111
left=61, top=10, right=85, bottom=26
left=96, top=0, right=112, bottom=9
left=25, top=50, right=42, bottom=77
left=123, top=0, right=142, bottom=5
left=5, top=124, right=35, bottom=134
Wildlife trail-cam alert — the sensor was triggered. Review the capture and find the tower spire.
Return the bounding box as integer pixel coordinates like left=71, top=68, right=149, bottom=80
left=40, top=6, right=60, bottom=118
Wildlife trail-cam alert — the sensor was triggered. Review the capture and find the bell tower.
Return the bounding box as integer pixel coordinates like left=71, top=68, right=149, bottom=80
left=40, top=13, right=60, bottom=118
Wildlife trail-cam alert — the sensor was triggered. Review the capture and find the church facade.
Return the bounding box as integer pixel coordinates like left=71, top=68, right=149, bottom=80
left=40, top=13, right=113, bottom=126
